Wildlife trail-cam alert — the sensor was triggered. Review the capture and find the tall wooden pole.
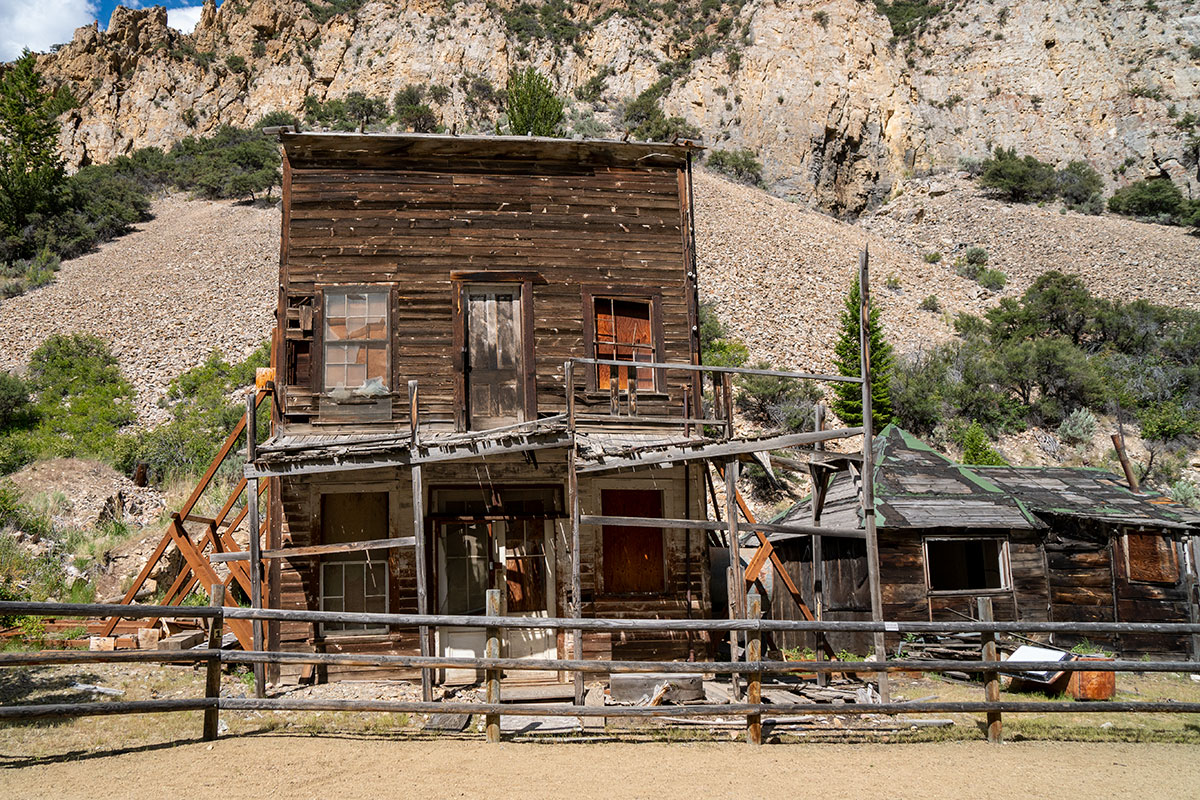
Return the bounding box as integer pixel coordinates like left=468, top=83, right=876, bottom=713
left=410, top=380, right=431, bottom=702
left=726, top=457, right=742, bottom=698
left=566, top=361, right=584, bottom=706
left=811, top=402, right=826, bottom=687
left=244, top=392, right=265, bottom=698
left=858, top=247, right=889, bottom=703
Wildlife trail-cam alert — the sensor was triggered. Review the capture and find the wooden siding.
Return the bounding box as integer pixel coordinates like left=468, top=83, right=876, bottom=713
left=277, top=156, right=697, bottom=431
left=272, top=457, right=709, bottom=682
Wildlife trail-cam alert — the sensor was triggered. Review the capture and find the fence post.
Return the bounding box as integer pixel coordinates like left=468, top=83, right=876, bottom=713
left=977, top=596, right=1002, bottom=744
left=202, top=583, right=226, bottom=741
left=746, top=592, right=762, bottom=745
left=485, top=588, right=502, bottom=743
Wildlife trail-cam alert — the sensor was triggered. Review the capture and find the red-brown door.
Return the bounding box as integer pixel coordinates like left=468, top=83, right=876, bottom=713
left=601, top=489, right=665, bottom=594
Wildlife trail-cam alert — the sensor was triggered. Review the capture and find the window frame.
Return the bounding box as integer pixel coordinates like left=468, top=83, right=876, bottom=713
left=315, top=284, right=395, bottom=398
left=922, top=535, right=1012, bottom=596
left=318, top=559, right=390, bottom=636
left=581, top=287, right=665, bottom=394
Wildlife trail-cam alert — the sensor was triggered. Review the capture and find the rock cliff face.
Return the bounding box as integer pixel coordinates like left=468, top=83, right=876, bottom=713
left=34, top=0, right=1200, bottom=213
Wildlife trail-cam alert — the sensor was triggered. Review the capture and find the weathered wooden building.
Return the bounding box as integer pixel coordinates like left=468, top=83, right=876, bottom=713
left=229, top=131, right=861, bottom=687
left=768, top=426, right=1200, bottom=658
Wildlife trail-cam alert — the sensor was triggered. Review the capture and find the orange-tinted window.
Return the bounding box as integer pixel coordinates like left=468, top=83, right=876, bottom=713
left=594, top=297, right=654, bottom=391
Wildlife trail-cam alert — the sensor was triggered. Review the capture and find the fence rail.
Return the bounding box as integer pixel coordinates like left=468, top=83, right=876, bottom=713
left=3, top=594, right=1200, bottom=745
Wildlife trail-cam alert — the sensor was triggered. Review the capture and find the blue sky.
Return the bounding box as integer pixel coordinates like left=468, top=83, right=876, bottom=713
left=1, top=1, right=223, bottom=61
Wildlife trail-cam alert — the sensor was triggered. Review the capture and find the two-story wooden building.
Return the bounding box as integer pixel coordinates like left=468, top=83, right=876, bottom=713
left=246, top=132, right=721, bottom=684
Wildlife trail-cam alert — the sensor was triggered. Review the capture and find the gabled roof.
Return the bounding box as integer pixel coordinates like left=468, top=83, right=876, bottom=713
left=774, top=426, right=1199, bottom=534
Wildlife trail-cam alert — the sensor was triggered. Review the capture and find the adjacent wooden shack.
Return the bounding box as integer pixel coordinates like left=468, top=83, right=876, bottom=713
left=768, top=426, right=1200, bottom=658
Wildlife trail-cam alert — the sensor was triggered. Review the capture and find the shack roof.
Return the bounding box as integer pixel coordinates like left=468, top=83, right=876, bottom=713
left=973, top=466, right=1200, bottom=530
left=774, top=426, right=1199, bottom=534
left=278, top=131, right=702, bottom=170
left=775, top=425, right=1042, bottom=532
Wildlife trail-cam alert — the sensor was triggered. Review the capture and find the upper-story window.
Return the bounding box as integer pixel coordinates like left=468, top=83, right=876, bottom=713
left=324, top=290, right=389, bottom=394
left=590, top=295, right=658, bottom=392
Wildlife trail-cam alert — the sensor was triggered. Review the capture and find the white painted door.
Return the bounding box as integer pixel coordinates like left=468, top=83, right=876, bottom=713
left=502, top=519, right=557, bottom=681
left=437, top=521, right=488, bottom=684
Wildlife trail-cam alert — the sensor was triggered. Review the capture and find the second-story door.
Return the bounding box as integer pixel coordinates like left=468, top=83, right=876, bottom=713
left=466, top=286, right=525, bottom=430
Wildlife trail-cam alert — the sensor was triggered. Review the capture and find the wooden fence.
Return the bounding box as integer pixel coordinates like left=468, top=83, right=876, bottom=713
left=3, top=593, right=1200, bottom=745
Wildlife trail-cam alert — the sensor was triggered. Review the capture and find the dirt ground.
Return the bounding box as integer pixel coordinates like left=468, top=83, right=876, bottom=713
left=3, top=736, right=1199, bottom=800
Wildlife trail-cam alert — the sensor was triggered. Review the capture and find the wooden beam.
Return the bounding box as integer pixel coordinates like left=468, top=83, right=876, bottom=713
left=253, top=537, right=416, bottom=560
left=576, top=427, right=864, bottom=474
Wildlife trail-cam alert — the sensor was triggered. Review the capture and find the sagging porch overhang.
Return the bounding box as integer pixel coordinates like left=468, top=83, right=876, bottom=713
left=245, top=418, right=867, bottom=481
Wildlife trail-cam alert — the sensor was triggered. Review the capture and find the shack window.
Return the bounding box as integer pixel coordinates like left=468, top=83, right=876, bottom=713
left=593, top=297, right=656, bottom=392
left=324, top=290, right=389, bottom=394
left=319, top=492, right=390, bottom=634
left=925, top=538, right=1008, bottom=593
left=1125, top=533, right=1179, bottom=583
left=601, top=489, right=665, bottom=594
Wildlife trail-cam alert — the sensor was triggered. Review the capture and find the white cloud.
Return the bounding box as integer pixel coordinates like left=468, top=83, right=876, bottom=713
left=167, top=5, right=204, bottom=34
left=0, top=0, right=98, bottom=61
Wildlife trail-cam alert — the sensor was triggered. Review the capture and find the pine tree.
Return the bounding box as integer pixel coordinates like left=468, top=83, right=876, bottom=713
left=505, top=67, right=564, bottom=137
left=0, top=50, right=67, bottom=237
left=831, top=277, right=894, bottom=428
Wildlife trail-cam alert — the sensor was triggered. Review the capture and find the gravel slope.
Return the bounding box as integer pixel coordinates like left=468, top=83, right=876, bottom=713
left=860, top=174, right=1200, bottom=310
left=0, top=195, right=278, bottom=424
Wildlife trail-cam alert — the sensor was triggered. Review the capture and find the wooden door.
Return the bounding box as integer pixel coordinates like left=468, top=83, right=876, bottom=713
left=436, top=520, right=489, bottom=684
left=503, top=518, right=557, bottom=680
left=466, top=287, right=524, bottom=430
left=601, top=489, right=665, bottom=594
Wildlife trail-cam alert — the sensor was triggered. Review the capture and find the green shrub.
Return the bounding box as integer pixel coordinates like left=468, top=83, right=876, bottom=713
left=964, top=246, right=988, bottom=266
left=622, top=88, right=699, bottom=142
left=976, top=268, right=1006, bottom=291
left=393, top=87, right=437, bottom=133
left=225, top=55, right=248, bottom=74
left=256, top=111, right=300, bottom=130
left=168, top=125, right=282, bottom=201
left=1058, top=407, right=1097, bottom=445
left=978, top=147, right=1058, bottom=202
left=699, top=302, right=749, bottom=368
left=505, top=68, right=564, bottom=137
left=1056, top=160, right=1103, bottom=208
left=735, top=361, right=823, bottom=433
left=706, top=148, right=764, bottom=187
left=114, top=342, right=269, bottom=483
left=1170, top=480, right=1200, bottom=509
left=1107, top=178, right=1183, bottom=219
left=0, top=373, right=34, bottom=432
left=960, top=421, right=1008, bottom=466
left=923, top=251, right=942, bottom=264
left=918, top=295, right=940, bottom=312
left=874, top=0, right=944, bottom=37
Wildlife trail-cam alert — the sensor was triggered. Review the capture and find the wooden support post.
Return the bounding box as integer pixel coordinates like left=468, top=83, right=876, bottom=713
left=812, top=402, right=827, bottom=687
left=1188, top=534, right=1200, bottom=662
left=628, top=366, right=638, bottom=417
left=609, top=370, right=619, bottom=415
left=245, top=392, right=265, bottom=699
left=858, top=248, right=889, bottom=704
left=566, top=361, right=584, bottom=707
left=978, top=596, right=1003, bottom=744
left=726, top=457, right=742, bottom=698
left=410, top=381, right=431, bottom=702
left=202, top=583, right=225, bottom=741
left=746, top=592, right=762, bottom=745
left=683, top=384, right=693, bottom=437
left=721, top=373, right=734, bottom=440
left=485, top=588, right=502, bottom=743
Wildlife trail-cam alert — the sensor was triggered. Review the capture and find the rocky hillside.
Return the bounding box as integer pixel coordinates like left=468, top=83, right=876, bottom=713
left=35, top=0, right=1200, bottom=214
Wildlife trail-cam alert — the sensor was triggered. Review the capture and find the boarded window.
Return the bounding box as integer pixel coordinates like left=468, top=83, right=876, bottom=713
left=601, top=489, right=665, bottom=594
left=324, top=290, right=388, bottom=393
left=594, top=297, right=655, bottom=391
left=925, top=538, right=1008, bottom=592
left=319, top=492, right=389, bottom=634
left=1125, top=533, right=1179, bottom=583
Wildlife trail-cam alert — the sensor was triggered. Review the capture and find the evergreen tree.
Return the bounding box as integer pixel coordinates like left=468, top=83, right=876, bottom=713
left=0, top=51, right=67, bottom=237
left=960, top=421, right=1008, bottom=466
left=831, top=277, right=894, bottom=428
left=505, top=67, right=564, bottom=137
